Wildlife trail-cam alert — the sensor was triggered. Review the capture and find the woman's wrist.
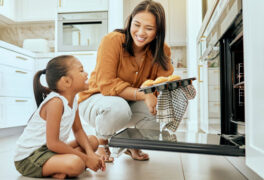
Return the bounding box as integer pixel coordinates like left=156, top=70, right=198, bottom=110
left=136, top=90, right=147, bottom=101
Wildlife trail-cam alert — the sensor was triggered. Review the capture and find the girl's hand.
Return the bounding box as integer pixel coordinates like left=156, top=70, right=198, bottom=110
left=86, top=153, right=106, bottom=172
left=144, top=94, right=157, bottom=115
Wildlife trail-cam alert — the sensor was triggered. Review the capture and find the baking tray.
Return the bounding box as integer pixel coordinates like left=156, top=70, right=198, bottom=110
left=139, top=77, right=196, bottom=94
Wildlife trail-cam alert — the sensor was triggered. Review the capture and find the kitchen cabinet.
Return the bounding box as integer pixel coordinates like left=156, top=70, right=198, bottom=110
left=197, top=60, right=209, bottom=133
left=167, top=0, right=186, bottom=46
left=16, top=0, right=57, bottom=22
left=123, top=0, right=186, bottom=46
left=57, top=0, right=108, bottom=13
left=0, top=0, right=57, bottom=23
left=208, top=67, right=220, bottom=119
left=243, top=0, right=264, bottom=178
left=0, top=0, right=16, bottom=22
left=0, top=44, right=35, bottom=128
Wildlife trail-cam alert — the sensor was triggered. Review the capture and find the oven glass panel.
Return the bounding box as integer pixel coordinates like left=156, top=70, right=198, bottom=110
left=62, top=22, right=105, bottom=50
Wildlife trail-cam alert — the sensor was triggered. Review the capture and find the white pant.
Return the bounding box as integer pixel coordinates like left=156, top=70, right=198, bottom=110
left=79, top=94, right=158, bottom=139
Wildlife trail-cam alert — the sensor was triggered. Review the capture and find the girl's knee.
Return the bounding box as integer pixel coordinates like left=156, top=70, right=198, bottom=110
left=65, top=155, right=85, bottom=177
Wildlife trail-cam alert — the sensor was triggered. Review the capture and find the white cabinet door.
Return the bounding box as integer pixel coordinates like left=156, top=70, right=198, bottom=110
left=0, top=0, right=15, bottom=21
left=243, top=0, right=264, bottom=178
left=16, top=0, right=57, bottom=22
left=0, top=64, right=33, bottom=97
left=168, top=0, right=186, bottom=46
left=198, top=61, right=209, bottom=133
left=58, top=0, right=108, bottom=13
left=0, top=97, right=35, bottom=128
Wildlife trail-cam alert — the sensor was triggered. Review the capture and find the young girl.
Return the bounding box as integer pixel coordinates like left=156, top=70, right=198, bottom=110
left=14, top=55, right=106, bottom=179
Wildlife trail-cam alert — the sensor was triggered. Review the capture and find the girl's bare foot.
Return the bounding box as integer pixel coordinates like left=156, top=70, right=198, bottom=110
left=52, top=173, right=67, bottom=179
left=96, top=139, right=114, bottom=163
left=124, top=149, right=149, bottom=161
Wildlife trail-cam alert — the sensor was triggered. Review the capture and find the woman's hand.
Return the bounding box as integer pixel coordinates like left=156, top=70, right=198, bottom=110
left=85, top=153, right=106, bottom=172
left=144, top=93, right=157, bottom=115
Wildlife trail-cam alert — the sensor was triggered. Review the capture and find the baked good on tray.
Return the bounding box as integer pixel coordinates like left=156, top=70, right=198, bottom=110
left=168, top=74, right=181, bottom=81
left=141, top=79, right=154, bottom=88
left=153, top=76, right=168, bottom=84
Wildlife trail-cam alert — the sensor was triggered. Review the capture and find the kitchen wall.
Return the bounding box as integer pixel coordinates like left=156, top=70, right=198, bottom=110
left=0, top=22, right=55, bottom=51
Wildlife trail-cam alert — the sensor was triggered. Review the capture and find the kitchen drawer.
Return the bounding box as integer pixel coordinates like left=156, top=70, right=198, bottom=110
left=0, top=64, right=33, bottom=97
left=208, top=68, right=220, bottom=85
left=0, top=97, right=35, bottom=128
left=208, top=101, right=220, bottom=118
left=0, top=47, right=34, bottom=70
left=208, top=85, right=220, bottom=101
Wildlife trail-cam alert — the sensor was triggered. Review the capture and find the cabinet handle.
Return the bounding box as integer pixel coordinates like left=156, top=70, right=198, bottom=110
left=198, top=65, right=203, bottom=83
left=214, top=87, right=220, bottom=90
left=214, top=103, right=220, bottom=106
left=15, top=100, right=28, bottom=102
left=15, top=70, right=27, bottom=74
left=16, top=56, right=28, bottom=61
left=0, top=0, right=3, bottom=6
left=183, top=70, right=188, bottom=73
left=59, top=0, right=61, bottom=7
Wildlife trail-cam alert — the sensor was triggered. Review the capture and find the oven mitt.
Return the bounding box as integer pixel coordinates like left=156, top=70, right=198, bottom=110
left=164, top=88, right=188, bottom=132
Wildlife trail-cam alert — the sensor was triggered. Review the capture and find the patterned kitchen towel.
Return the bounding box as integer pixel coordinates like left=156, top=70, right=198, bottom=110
left=156, top=90, right=174, bottom=124
left=164, top=87, right=189, bottom=132
left=180, top=85, right=196, bottom=100
left=156, top=84, right=196, bottom=132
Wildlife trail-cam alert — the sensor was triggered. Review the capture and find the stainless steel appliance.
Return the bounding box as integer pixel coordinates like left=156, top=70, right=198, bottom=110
left=57, top=12, right=108, bottom=51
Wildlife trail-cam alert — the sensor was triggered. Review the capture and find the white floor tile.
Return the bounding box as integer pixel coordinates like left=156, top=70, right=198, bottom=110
left=181, top=153, right=247, bottom=180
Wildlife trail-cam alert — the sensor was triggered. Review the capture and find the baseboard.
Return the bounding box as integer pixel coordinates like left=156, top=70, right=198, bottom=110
left=226, top=156, right=263, bottom=180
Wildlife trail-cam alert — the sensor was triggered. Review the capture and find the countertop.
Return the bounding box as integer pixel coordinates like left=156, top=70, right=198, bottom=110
left=0, top=40, right=97, bottom=59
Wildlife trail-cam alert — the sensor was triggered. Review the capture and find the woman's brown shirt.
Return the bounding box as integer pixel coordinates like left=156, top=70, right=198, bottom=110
left=78, top=32, right=174, bottom=103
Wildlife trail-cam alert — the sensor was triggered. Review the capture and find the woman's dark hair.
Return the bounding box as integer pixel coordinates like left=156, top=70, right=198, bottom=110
left=33, top=55, right=74, bottom=107
left=115, top=0, right=168, bottom=70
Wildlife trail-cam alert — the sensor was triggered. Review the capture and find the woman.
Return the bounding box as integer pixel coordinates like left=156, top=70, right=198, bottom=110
left=79, top=0, right=174, bottom=162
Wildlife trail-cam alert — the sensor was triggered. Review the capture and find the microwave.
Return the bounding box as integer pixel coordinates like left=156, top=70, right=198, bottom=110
left=57, top=12, right=108, bottom=52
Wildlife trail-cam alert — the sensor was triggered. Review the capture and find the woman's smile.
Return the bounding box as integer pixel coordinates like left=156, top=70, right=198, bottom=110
left=130, top=11, right=157, bottom=50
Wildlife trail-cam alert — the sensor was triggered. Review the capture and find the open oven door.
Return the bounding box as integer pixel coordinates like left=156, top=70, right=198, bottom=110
left=109, top=128, right=245, bottom=157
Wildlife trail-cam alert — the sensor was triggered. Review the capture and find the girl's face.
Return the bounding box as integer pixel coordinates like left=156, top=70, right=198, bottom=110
left=67, top=58, right=88, bottom=91
left=130, top=11, right=157, bottom=51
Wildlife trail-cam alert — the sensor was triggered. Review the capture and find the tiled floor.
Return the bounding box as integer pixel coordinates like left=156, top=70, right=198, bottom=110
left=0, top=125, right=253, bottom=180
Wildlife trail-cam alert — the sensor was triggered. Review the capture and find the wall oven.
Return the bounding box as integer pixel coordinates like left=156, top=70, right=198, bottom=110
left=57, top=11, right=108, bottom=52
left=109, top=0, right=245, bottom=157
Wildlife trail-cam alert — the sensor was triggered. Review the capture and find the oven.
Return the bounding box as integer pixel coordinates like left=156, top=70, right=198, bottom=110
left=109, top=0, right=245, bottom=157
left=57, top=11, right=108, bottom=52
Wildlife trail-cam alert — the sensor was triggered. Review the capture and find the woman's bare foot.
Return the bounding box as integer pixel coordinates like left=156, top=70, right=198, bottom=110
left=96, top=139, right=114, bottom=163
left=124, top=149, right=149, bottom=161
left=52, top=173, right=67, bottom=179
